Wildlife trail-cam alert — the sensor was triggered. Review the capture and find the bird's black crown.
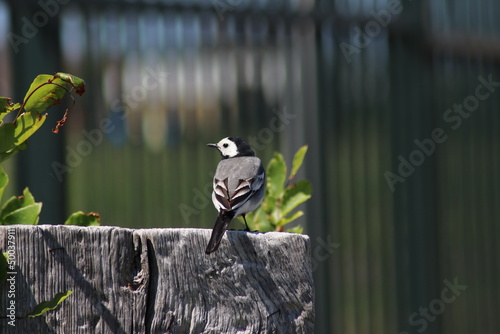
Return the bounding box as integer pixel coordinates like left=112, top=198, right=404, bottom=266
left=228, top=137, right=255, bottom=157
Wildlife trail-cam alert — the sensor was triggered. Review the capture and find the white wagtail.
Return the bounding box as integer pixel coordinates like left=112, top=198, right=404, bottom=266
left=205, top=137, right=266, bottom=254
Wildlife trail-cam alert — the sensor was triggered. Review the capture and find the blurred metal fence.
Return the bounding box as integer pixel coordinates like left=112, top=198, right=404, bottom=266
left=1, top=0, right=499, bottom=333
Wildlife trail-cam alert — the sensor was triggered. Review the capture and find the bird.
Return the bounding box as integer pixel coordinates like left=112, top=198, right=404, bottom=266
left=205, top=137, right=266, bottom=254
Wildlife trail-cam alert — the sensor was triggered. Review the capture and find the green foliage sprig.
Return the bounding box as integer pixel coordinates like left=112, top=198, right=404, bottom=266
left=0, top=73, right=96, bottom=320
left=0, top=72, right=97, bottom=226
left=245, top=146, right=312, bottom=233
left=0, top=168, right=100, bottom=226
left=0, top=72, right=86, bottom=163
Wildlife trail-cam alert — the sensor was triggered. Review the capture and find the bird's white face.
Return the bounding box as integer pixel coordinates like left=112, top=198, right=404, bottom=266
left=216, top=137, right=239, bottom=158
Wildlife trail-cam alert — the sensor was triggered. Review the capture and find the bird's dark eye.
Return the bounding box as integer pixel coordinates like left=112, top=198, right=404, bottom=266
left=223, top=143, right=228, bottom=148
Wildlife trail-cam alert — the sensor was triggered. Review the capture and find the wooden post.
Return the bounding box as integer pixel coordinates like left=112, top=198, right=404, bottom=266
left=0, top=226, right=314, bottom=333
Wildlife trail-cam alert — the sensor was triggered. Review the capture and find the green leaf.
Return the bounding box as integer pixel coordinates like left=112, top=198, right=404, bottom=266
left=0, top=187, right=41, bottom=225
left=0, top=167, right=9, bottom=205
left=21, top=186, right=36, bottom=205
left=26, top=291, right=73, bottom=317
left=64, top=211, right=100, bottom=226
left=266, top=152, right=287, bottom=198
left=0, top=97, right=10, bottom=120
left=289, top=145, right=308, bottom=181
left=254, top=218, right=275, bottom=232
left=260, top=191, right=276, bottom=214
left=55, top=73, right=86, bottom=96
left=244, top=206, right=271, bottom=231
left=286, top=225, right=304, bottom=234
left=0, top=142, right=27, bottom=164
left=252, top=206, right=268, bottom=225
left=14, top=111, right=47, bottom=146
left=0, top=252, right=8, bottom=284
left=1, top=196, right=19, bottom=220
left=23, top=75, right=67, bottom=114
left=0, top=123, right=16, bottom=153
left=0, top=97, right=20, bottom=124
left=2, top=203, right=42, bottom=225
left=281, top=179, right=312, bottom=216
left=280, top=210, right=304, bottom=226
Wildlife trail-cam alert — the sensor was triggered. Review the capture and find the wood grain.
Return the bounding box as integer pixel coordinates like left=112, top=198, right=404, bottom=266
left=0, top=226, right=314, bottom=333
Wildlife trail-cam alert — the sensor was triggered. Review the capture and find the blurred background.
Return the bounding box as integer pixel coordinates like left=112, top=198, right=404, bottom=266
left=1, top=0, right=499, bottom=333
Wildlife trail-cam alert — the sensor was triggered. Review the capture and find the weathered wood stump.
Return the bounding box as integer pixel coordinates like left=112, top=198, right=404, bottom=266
left=0, top=225, right=314, bottom=333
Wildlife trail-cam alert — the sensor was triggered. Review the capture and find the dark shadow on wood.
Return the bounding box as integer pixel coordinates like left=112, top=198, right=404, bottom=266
left=40, top=227, right=130, bottom=334
left=227, top=230, right=313, bottom=331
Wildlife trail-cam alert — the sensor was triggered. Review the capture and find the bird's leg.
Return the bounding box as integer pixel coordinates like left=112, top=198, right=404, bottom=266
left=242, top=214, right=250, bottom=231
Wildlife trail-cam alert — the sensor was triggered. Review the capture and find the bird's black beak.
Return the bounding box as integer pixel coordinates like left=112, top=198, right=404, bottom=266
left=207, top=143, right=218, bottom=149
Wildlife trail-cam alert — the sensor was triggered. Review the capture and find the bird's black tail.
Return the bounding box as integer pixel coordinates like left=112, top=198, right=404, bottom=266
left=205, top=212, right=234, bottom=254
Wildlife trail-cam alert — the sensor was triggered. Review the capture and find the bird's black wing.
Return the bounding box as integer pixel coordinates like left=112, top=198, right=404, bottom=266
left=213, top=170, right=265, bottom=213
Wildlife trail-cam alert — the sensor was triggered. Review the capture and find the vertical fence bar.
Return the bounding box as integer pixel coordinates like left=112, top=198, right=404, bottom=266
left=8, top=0, right=65, bottom=224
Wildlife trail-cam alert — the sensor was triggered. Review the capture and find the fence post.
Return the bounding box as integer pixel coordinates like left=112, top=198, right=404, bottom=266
left=1, top=225, right=314, bottom=333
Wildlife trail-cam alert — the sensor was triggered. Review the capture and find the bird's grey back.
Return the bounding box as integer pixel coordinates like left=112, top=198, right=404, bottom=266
left=214, top=157, right=263, bottom=195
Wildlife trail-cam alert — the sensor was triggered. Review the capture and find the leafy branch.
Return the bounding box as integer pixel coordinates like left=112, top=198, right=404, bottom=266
left=245, top=146, right=312, bottom=233
left=0, top=72, right=95, bottom=226
left=0, top=73, right=95, bottom=321
left=0, top=72, right=85, bottom=163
